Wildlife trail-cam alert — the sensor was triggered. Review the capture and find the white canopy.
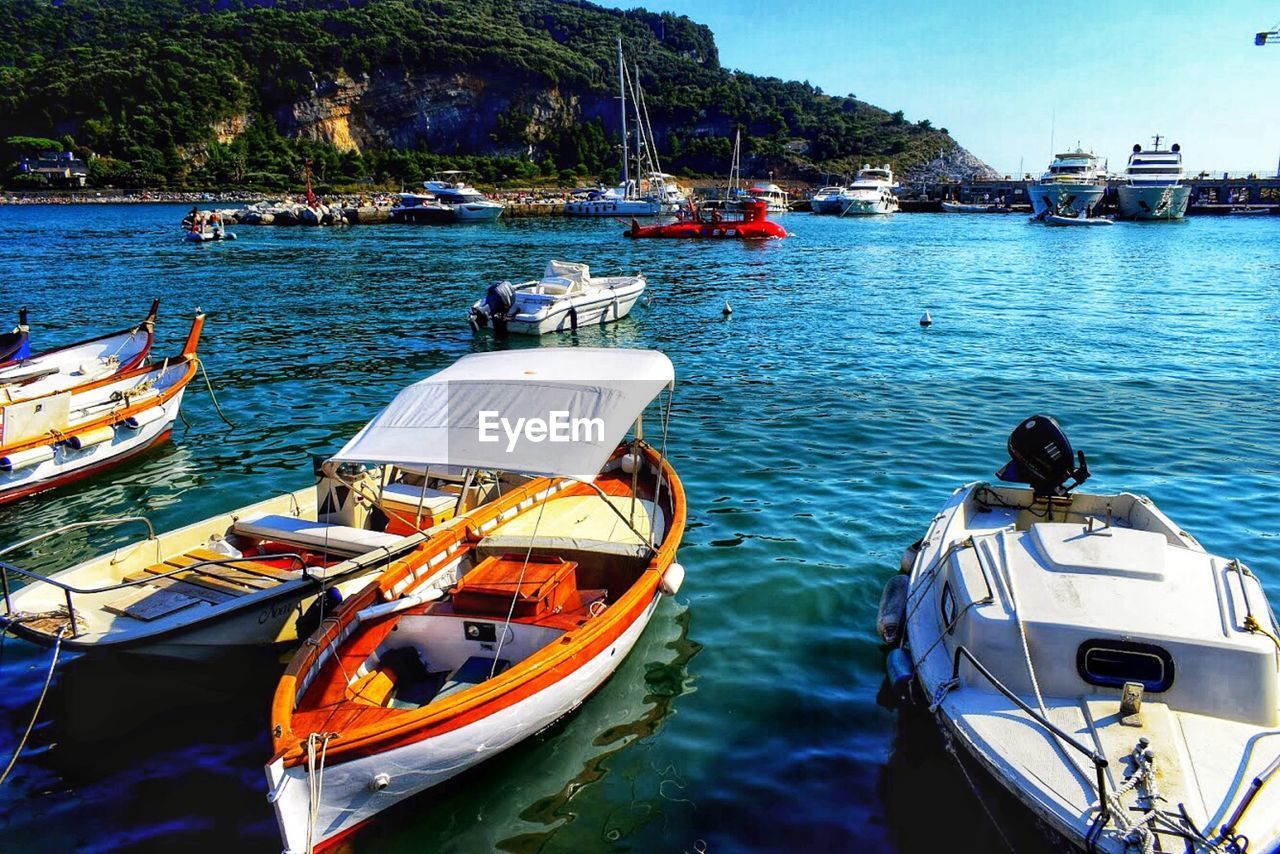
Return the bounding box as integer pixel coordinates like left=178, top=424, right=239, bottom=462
left=332, top=348, right=674, bottom=478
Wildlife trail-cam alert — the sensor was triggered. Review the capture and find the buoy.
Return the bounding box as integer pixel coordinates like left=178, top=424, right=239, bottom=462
left=722, top=301, right=733, bottom=316
left=876, top=574, right=910, bottom=645
left=919, top=310, right=932, bottom=328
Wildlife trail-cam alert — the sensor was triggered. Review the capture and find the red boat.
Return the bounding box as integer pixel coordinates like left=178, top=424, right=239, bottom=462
left=625, top=199, right=787, bottom=240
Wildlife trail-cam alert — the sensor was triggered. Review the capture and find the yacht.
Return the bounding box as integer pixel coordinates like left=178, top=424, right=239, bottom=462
left=810, top=185, right=848, bottom=215
left=421, top=172, right=504, bottom=221
left=1116, top=137, right=1190, bottom=220
left=1027, top=148, right=1107, bottom=218
left=834, top=165, right=899, bottom=215
left=748, top=182, right=790, bottom=213
left=389, top=192, right=451, bottom=224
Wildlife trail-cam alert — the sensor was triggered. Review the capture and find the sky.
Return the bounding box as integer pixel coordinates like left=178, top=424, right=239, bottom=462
left=599, top=0, right=1280, bottom=176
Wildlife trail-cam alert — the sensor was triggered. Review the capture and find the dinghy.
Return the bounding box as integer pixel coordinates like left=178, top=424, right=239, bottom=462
left=0, top=308, right=30, bottom=367
left=942, top=201, right=1011, bottom=214
left=265, top=348, right=686, bottom=853
left=468, top=261, right=645, bottom=335
left=0, top=300, right=158, bottom=402
left=1044, top=213, right=1114, bottom=227
left=0, top=368, right=530, bottom=657
left=882, top=415, right=1280, bottom=852
left=0, top=311, right=197, bottom=506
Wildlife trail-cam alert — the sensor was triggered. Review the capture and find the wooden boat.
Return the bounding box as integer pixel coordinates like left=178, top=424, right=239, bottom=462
left=0, top=311, right=194, bottom=506
left=0, top=364, right=533, bottom=657
left=0, top=299, right=158, bottom=403
left=1044, top=213, right=1114, bottom=227
left=626, top=199, right=786, bottom=239
left=468, top=260, right=645, bottom=335
left=0, top=308, right=30, bottom=367
left=881, top=415, right=1280, bottom=852
left=265, top=348, right=686, bottom=853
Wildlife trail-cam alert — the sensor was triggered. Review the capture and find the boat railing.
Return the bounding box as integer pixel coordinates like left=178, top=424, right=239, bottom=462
left=0, top=534, right=310, bottom=638
left=948, top=644, right=1113, bottom=836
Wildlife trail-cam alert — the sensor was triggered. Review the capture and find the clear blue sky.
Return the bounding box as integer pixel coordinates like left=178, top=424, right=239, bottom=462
left=600, top=0, right=1280, bottom=175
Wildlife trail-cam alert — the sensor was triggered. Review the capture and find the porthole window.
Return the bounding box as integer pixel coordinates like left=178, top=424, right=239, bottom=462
left=1076, top=639, right=1174, bottom=692
left=940, top=582, right=957, bottom=630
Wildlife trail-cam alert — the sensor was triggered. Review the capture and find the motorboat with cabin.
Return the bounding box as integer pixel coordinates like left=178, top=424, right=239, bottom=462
left=468, top=260, right=645, bottom=335
left=264, top=348, right=686, bottom=854
left=389, top=192, right=453, bottom=224
left=0, top=366, right=535, bottom=657
left=879, top=415, right=1280, bottom=852
left=421, top=172, right=504, bottom=221
left=0, top=312, right=201, bottom=506
left=748, top=182, right=790, bottom=213
left=626, top=198, right=786, bottom=240
left=810, top=185, right=849, bottom=215
left=564, top=181, right=662, bottom=217
left=0, top=308, right=30, bottom=366
left=1028, top=148, right=1108, bottom=218
left=835, top=165, right=899, bottom=215
left=1117, top=136, right=1191, bottom=220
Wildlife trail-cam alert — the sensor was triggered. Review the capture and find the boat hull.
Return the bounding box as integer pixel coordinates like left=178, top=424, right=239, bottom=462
left=450, top=202, right=503, bottom=222
left=626, top=220, right=786, bottom=239
left=1116, top=185, right=1190, bottom=220
left=810, top=197, right=846, bottom=215
left=836, top=196, right=898, bottom=215
left=564, top=198, right=662, bottom=217
left=1044, top=214, right=1113, bottom=227
left=502, top=288, right=644, bottom=336
left=1027, top=183, right=1105, bottom=217
left=267, top=593, right=663, bottom=853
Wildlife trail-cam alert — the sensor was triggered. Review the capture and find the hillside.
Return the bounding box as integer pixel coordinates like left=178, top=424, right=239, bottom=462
left=0, top=0, right=997, bottom=189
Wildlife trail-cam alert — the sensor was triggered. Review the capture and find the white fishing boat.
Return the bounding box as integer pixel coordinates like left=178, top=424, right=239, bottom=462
left=810, top=185, right=849, bottom=215
left=1117, top=136, right=1191, bottom=220
left=0, top=300, right=158, bottom=404
left=1027, top=148, right=1108, bottom=218
left=835, top=165, right=899, bottom=215
left=264, top=348, right=686, bottom=854
left=1044, top=213, right=1115, bottom=227
left=469, top=260, right=645, bottom=335
left=421, top=172, right=504, bottom=221
left=0, top=313, right=201, bottom=507
left=881, top=415, right=1280, bottom=853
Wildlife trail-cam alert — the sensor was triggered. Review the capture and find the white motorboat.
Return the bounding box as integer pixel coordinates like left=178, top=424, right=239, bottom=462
left=1117, top=136, right=1191, bottom=220
left=881, top=415, right=1280, bottom=853
left=810, top=185, right=848, bottom=215
left=748, top=182, right=790, bottom=213
left=421, top=172, right=504, bottom=221
left=469, top=260, right=645, bottom=335
left=1044, top=214, right=1115, bottom=227
left=942, top=201, right=1011, bottom=214
left=1027, top=148, right=1108, bottom=218
left=835, top=165, right=899, bottom=215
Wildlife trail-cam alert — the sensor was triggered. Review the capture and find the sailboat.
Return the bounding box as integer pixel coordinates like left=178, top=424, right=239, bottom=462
left=564, top=40, right=663, bottom=217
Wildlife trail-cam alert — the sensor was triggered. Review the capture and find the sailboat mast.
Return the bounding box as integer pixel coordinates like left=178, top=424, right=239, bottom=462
left=618, top=37, right=629, bottom=191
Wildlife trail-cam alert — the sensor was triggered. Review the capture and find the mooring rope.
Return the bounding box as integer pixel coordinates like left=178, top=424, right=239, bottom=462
left=305, top=731, right=335, bottom=854
left=196, top=357, right=237, bottom=428
left=0, top=626, right=67, bottom=786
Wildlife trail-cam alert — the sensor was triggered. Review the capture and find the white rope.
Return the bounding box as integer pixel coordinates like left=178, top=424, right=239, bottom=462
left=305, top=731, right=334, bottom=854
left=998, top=538, right=1048, bottom=719
left=0, top=626, right=66, bottom=786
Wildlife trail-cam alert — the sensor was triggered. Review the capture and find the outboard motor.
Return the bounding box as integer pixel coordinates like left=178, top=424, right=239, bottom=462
left=470, top=281, right=515, bottom=334
left=996, top=414, right=1090, bottom=498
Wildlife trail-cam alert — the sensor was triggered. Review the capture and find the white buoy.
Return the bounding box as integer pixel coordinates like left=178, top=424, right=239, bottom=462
left=919, top=310, right=932, bottom=328
left=722, top=301, right=733, bottom=316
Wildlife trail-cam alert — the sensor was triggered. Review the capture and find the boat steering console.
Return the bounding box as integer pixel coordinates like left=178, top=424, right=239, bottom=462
left=995, top=414, right=1090, bottom=498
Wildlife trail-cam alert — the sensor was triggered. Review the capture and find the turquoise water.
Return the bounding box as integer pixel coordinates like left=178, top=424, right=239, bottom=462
left=0, top=205, right=1277, bottom=852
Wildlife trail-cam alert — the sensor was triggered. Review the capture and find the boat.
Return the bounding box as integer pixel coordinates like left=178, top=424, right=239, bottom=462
left=1116, top=136, right=1191, bottom=220
left=0, top=308, right=29, bottom=366
left=810, top=185, right=849, bottom=214
left=185, top=227, right=236, bottom=242
left=748, top=182, right=790, bottom=213
left=468, top=260, right=646, bottom=335
left=834, top=165, right=899, bottom=215
left=1044, top=214, right=1114, bottom=227
left=564, top=40, right=663, bottom=218
left=265, top=348, right=686, bottom=854
left=0, top=311, right=199, bottom=507
left=626, top=199, right=787, bottom=240
left=388, top=192, right=452, bottom=224
left=1027, top=148, right=1108, bottom=218
left=0, top=300, right=159, bottom=403
left=421, top=172, right=504, bottom=221
left=941, top=201, right=1011, bottom=214
left=183, top=210, right=236, bottom=241
left=881, top=415, right=1280, bottom=853
left=0, top=384, right=528, bottom=657
left=1229, top=206, right=1272, bottom=216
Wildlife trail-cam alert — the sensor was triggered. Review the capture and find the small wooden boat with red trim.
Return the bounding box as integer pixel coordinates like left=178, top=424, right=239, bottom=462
left=0, top=309, right=193, bottom=506
left=0, top=299, right=159, bottom=402
left=625, top=198, right=786, bottom=239
left=265, top=348, right=685, bottom=853
left=0, top=308, right=30, bottom=367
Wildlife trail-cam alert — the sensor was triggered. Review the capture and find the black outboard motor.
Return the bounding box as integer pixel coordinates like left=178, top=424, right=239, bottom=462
left=996, top=414, right=1090, bottom=498
left=469, top=281, right=516, bottom=333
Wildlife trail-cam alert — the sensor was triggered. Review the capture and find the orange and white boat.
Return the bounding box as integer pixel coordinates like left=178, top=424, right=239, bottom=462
left=265, top=348, right=686, bottom=853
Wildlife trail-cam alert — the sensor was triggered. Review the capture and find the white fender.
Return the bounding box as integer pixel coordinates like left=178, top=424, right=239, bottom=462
left=1, top=444, right=55, bottom=472
left=659, top=562, right=685, bottom=596
left=65, top=424, right=115, bottom=450
left=124, top=406, right=166, bottom=430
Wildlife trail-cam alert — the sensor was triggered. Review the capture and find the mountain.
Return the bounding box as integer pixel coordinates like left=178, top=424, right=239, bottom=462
left=0, top=0, right=997, bottom=189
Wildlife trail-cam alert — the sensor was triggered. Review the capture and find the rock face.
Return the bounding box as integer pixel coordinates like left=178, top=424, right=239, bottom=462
left=901, top=144, right=1001, bottom=185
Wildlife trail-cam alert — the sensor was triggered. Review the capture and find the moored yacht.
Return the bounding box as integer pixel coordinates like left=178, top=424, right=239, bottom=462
left=1116, top=136, right=1190, bottom=220
left=1027, top=148, right=1107, bottom=218
left=421, top=172, right=504, bottom=221
left=835, top=164, right=899, bottom=215
left=880, top=415, right=1280, bottom=852
left=748, top=182, right=789, bottom=213
left=810, top=185, right=848, bottom=215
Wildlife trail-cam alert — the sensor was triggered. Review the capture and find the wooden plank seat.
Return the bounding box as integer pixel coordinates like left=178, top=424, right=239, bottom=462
left=138, top=549, right=298, bottom=598
left=104, top=584, right=202, bottom=621
left=122, top=571, right=238, bottom=605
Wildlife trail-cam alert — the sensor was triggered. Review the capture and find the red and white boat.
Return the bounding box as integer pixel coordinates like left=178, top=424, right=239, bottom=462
left=625, top=198, right=787, bottom=239
left=0, top=300, right=159, bottom=403
left=266, top=349, right=686, bottom=853
left=0, top=311, right=199, bottom=505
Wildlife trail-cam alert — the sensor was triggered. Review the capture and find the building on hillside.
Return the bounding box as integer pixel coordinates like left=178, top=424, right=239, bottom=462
left=17, top=151, right=89, bottom=187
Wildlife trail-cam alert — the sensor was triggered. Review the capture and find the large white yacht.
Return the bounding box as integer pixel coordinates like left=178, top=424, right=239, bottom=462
left=421, top=172, right=504, bottom=221
left=1027, top=148, right=1108, bottom=218
left=834, top=164, right=899, bottom=215
left=1116, top=137, right=1190, bottom=220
